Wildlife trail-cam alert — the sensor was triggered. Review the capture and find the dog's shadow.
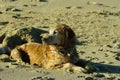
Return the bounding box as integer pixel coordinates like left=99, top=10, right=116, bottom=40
left=76, top=59, right=120, bottom=74
left=94, top=62, right=120, bottom=74
left=76, top=41, right=120, bottom=74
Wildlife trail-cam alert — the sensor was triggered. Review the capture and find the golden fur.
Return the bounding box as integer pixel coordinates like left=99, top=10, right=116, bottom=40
left=10, top=43, right=84, bottom=72
left=42, top=24, right=79, bottom=63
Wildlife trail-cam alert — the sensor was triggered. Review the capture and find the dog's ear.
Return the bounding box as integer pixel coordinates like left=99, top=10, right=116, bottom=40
left=65, top=26, right=75, bottom=39
left=63, top=24, right=76, bottom=48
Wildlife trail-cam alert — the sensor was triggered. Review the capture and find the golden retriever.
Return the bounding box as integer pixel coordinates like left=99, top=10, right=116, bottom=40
left=42, top=24, right=79, bottom=64
left=10, top=43, right=85, bottom=72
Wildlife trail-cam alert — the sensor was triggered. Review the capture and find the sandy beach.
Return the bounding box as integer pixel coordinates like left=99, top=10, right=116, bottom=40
left=0, top=0, right=120, bottom=80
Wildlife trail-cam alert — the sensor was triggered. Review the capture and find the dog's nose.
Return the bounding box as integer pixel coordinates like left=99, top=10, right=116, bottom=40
left=41, top=33, right=49, bottom=41
left=42, top=37, right=48, bottom=42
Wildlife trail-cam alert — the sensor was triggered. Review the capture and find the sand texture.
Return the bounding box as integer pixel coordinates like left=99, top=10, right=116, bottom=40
left=0, top=0, right=120, bottom=80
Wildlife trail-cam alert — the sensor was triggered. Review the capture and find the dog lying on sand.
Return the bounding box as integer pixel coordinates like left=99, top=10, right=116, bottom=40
left=10, top=24, right=97, bottom=72
left=10, top=24, right=86, bottom=72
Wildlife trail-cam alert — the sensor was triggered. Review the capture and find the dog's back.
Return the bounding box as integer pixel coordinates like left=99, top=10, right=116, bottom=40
left=11, top=43, right=69, bottom=69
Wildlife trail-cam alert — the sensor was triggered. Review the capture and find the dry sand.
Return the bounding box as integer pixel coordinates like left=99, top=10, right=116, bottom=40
left=0, top=0, right=120, bottom=80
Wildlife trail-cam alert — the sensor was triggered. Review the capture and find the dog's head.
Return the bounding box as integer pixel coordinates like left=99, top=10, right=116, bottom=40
left=42, top=24, right=76, bottom=49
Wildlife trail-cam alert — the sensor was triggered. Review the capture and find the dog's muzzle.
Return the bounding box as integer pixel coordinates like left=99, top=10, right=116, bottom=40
left=42, top=37, right=48, bottom=44
left=42, top=35, right=58, bottom=45
left=42, top=35, right=52, bottom=44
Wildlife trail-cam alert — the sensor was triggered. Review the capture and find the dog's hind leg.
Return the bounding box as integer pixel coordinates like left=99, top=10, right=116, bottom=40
left=10, top=48, right=22, bottom=62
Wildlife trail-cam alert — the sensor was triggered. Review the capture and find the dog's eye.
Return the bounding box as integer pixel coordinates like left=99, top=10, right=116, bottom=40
left=53, top=30, right=58, bottom=34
